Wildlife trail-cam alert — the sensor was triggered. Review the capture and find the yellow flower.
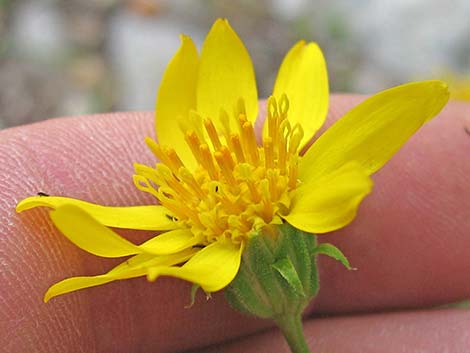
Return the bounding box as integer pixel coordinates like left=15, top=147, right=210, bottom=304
left=16, top=19, right=449, bottom=302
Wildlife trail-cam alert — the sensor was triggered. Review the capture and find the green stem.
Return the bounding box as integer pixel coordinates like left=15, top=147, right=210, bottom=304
left=275, top=314, right=311, bottom=353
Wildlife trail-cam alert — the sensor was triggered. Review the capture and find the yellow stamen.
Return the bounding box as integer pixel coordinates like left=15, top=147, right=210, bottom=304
left=185, top=131, right=204, bottom=165
left=188, top=110, right=206, bottom=142
left=166, top=147, right=184, bottom=173
left=263, top=136, right=274, bottom=170
left=214, top=150, right=237, bottom=186
left=144, top=95, right=299, bottom=246
left=241, top=120, right=260, bottom=165
left=156, top=165, right=195, bottom=201
left=199, top=144, right=219, bottom=180
left=238, top=164, right=262, bottom=203
left=178, top=167, right=205, bottom=198
left=145, top=138, right=173, bottom=167
left=289, top=124, right=304, bottom=155
left=279, top=93, right=290, bottom=117
left=218, top=187, right=243, bottom=214
left=230, top=133, right=245, bottom=163
left=203, top=118, right=222, bottom=150
left=288, top=159, right=299, bottom=189
left=133, top=175, right=160, bottom=199
left=157, top=189, right=201, bottom=225
left=218, top=146, right=235, bottom=170
left=219, top=109, right=232, bottom=140
left=259, top=179, right=274, bottom=223
left=267, top=169, right=279, bottom=201
left=199, top=212, right=224, bottom=236
left=228, top=214, right=250, bottom=234
left=278, top=132, right=287, bottom=175
left=267, top=96, right=279, bottom=147
left=134, top=163, right=159, bottom=184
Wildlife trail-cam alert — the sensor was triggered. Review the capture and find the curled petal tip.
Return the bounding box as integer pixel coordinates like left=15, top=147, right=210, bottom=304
left=15, top=199, right=26, bottom=213
left=215, top=18, right=229, bottom=25
left=179, top=33, right=192, bottom=44
left=422, top=79, right=450, bottom=96
left=147, top=269, right=159, bottom=282
left=16, top=196, right=41, bottom=213
left=43, top=292, right=51, bottom=303
left=433, top=79, right=449, bottom=90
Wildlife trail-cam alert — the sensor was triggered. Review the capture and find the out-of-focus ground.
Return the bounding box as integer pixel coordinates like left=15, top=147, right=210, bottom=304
left=0, top=0, right=469, bottom=128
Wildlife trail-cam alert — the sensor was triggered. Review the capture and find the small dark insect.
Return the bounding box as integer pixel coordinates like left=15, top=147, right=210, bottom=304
left=165, top=214, right=178, bottom=222
left=215, top=185, right=219, bottom=192
left=37, top=192, right=50, bottom=197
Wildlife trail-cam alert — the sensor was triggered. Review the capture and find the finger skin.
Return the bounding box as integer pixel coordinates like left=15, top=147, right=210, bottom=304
left=1, top=97, right=469, bottom=353
left=199, top=309, right=470, bottom=353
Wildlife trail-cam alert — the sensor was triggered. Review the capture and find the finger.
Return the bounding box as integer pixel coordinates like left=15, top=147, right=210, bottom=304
left=198, top=308, right=470, bottom=353
left=2, top=98, right=469, bottom=353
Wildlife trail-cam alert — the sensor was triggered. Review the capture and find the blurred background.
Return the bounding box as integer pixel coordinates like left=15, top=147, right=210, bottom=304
left=0, top=0, right=469, bottom=129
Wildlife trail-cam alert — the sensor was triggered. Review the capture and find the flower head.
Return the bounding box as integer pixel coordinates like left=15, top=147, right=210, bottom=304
left=16, top=19, right=449, bottom=302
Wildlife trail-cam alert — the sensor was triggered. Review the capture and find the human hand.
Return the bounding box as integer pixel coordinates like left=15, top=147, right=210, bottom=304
left=2, top=96, right=470, bottom=353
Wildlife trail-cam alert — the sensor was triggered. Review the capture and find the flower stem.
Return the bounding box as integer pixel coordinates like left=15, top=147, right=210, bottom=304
left=275, top=314, right=311, bottom=353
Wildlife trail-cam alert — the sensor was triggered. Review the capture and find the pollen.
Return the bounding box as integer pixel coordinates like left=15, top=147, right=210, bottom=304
left=134, top=95, right=303, bottom=245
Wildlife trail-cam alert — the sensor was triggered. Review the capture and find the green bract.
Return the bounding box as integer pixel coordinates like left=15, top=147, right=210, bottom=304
left=226, top=223, right=351, bottom=319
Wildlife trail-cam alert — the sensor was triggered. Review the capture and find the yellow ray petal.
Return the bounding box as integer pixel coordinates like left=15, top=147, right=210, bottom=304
left=44, top=276, right=118, bottom=303
left=284, top=162, right=373, bottom=234
left=156, top=34, right=199, bottom=168
left=300, top=81, right=449, bottom=182
left=147, top=240, right=243, bottom=292
left=16, top=196, right=178, bottom=231
left=272, top=41, right=329, bottom=147
left=45, top=255, right=153, bottom=302
left=197, top=19, right=258, bottom=130
left=139, top=228, right=202, bottom=255
left=44, top=249, right=197, bottom=302
left=50, top=205, right=144, bottom=258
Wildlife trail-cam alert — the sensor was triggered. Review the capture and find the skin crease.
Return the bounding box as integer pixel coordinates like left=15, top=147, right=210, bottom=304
left=0, top=95, right=469, bottom=353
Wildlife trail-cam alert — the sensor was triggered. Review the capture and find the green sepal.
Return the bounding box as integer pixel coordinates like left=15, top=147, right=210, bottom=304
left=312, top=243, right=355, bottom=270
left=225, top=223, right=319, bottom=319
left=224, top=232, right=287, bottom=318
left=225, top=224, right=355, bottom=353
left=185, top=284, right=200, bottom=308
left=272, top=257, right=306, bottom=296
